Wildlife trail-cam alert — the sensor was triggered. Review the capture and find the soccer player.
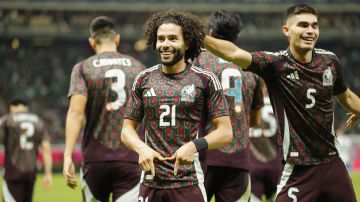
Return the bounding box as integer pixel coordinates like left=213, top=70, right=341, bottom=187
left=63, top=16, right=145, bottom=202
left=249, top=85, right=282, bottom=202
left=121, top=10, right=233, bottom=202
left=193, top=10, right=264, bottom=202
left=0, top=98, right=53, bottom=202
left=204, top=3, right=360, bottom=202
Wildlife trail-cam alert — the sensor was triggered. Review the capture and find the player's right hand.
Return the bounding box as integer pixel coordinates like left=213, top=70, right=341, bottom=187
left=138, top=145, right=165, bottom=177
left=63, top=156, right=77, bottom=189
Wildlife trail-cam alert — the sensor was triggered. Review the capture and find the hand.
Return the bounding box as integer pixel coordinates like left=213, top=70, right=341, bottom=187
left=346, top=112, right=359, bottom=127
left=138, top=145, right=165, bottom=177
left=43, top=173, right=53, bottom=189
left=165, top=142, right=197, bottom=176
left=63, top=156, right=77, bottom=189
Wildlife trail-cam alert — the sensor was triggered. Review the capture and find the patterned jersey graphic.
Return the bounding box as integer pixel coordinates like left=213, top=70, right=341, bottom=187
left=248, top=48, right=347, bottom=165
left=68, top=52, right=145, bottom=162
left=0, top=112, right=48, bottom=180
left=125, top=63, right=229, bottom=189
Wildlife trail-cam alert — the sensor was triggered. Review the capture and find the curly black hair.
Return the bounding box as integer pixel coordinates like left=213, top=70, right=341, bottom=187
left=144, top=10, right=205, bottom=61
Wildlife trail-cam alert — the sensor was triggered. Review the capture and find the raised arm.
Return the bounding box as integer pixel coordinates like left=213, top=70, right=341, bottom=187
left=336, top=89, right=360, bottom=127
left=204, top=36, right=253, bottom=69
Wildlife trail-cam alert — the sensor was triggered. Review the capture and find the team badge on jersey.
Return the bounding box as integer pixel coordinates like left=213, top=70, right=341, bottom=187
left=181, top=84, right=195, bottom=102
left=322, top=68, right=333, bottom=86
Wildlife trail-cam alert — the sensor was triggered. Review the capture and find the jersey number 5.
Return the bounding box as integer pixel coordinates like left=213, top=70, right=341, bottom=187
left=105, top=69, right=126, bottom=111
left=20, top=122, right=34, bottom=150
left=305, top=88, right=316, bottom=109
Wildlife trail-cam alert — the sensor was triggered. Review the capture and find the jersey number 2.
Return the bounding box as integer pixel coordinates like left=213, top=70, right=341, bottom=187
left=20, top=122, right=34, bottom=150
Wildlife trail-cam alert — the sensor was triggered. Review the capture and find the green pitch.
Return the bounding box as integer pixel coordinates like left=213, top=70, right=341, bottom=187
left=0, top=172, right=359, bottom=201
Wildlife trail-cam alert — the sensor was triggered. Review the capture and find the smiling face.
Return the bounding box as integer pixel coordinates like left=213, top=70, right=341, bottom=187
left=156, top=23, right=188, bottom=67
left=283, top=13, right=319, bottom=54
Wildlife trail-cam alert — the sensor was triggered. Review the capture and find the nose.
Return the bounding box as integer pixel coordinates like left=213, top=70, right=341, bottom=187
left=306, top=26, right=316, bottom=35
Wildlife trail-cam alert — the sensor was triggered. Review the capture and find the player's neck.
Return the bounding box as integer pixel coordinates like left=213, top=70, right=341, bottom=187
left=161, top=60, right=187, bottom=74
left=290, top=46, right=312, bottom=64
left=95, top=44, right=117, bottom=54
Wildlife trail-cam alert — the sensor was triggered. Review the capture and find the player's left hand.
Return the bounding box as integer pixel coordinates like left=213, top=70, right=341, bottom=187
left=164, top=142, right=197, bottom=176
left=43, top=173, right=53, bottom=189
left=346, top=112, right=359, bottom=127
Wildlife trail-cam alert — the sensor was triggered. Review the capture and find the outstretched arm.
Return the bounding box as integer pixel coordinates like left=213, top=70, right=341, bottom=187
left=204, top=36, right=253, bottom=69
left=336, top=89, right=360, bottom=127
left=121, top=119, right=165, bottom=177
left=63, top=94, right=86, bottom=189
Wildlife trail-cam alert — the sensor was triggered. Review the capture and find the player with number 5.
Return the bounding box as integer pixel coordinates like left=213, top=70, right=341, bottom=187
left=204, top=4, right=360, bottom=202
left=121, top=10, right=233, bottom=202
left=64, top=16, right=146, bottom=202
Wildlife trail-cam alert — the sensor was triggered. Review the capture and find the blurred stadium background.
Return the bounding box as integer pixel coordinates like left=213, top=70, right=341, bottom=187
left=1, top=0, right=360, bottom=201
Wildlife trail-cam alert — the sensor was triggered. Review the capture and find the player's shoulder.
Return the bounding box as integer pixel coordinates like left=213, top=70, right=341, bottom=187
left=132, top=65, right=159, bottom=89
left=190, top=64, right=222, bottom=89
left=314, top=48, right=338, bottom=61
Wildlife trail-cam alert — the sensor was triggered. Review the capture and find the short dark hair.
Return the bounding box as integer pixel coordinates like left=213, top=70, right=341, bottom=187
left=144, top=9, right=205, bottom=61
left=209, top=10, right=243, bottom=42
left=10, top=98, right=29, bottom=107
left=284, top=4, right=318, bottom=24
left=89, top=16, right=117, bottom=43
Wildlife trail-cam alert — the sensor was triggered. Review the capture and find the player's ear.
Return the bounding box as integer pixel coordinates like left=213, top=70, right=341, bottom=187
left=88, top=37, right=96, bottom=49
left=115, top=34, right=121, bottom=46
left=282, top=25, right=290, bottom=38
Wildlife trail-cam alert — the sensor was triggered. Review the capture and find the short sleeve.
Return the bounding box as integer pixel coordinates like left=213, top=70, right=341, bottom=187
left=124, top=74, right=144, bottom=122
left=333, top=56, right=348, bottom=95
left=251, top=76, right=265, bottom=110
left=248, top=51, right=282, bottom=79
left=68, top=62, right=87, bottom=98
left=205, top=72, right=229, bottom=120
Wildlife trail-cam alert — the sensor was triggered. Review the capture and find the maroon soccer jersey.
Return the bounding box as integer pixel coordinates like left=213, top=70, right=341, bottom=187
left=248, top=48, right=347, bottom=165
left=0, top=112, right=48, bottom=180
left=194, top=51, right=264, bottom=170
left=124, top=63, right=229, bottom=189
left=68, top=52, right=145, bottom=163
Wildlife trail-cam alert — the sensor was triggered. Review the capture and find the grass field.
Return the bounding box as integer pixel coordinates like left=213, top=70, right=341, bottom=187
left=0, top=172, right=359, bottom=201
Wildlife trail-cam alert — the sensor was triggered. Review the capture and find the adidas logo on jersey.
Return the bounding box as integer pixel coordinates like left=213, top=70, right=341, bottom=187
left=286, top=71, right=299, bottom=80
left=144, top=88, right=156, bottom=97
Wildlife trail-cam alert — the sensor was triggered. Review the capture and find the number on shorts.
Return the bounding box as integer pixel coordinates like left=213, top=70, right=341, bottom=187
left=138, top=196, right=148, bottom=202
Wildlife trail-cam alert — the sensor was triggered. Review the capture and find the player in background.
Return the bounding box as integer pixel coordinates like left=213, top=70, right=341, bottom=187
left=0, top=98, right=52, bottom=202
left=193, top=10, right=264, bottom=202
left=204, top=3, right=360, bottom=202
left=63, top=16, right=145, bottom=202
left=121, top=10, right=233, bottom=202
left=249, top=85, right=282, bottom=202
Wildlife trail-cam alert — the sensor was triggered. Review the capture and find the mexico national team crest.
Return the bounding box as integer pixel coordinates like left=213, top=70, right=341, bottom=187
left=322, top=68, right=333, bottom=86
left=181, top=84, right=195, bottom=102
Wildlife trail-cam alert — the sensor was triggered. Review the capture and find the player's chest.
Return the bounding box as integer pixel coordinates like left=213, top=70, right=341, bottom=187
left=141, top=76, right=204, bottom=109
left=279, top=61, right=337, bottom=100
